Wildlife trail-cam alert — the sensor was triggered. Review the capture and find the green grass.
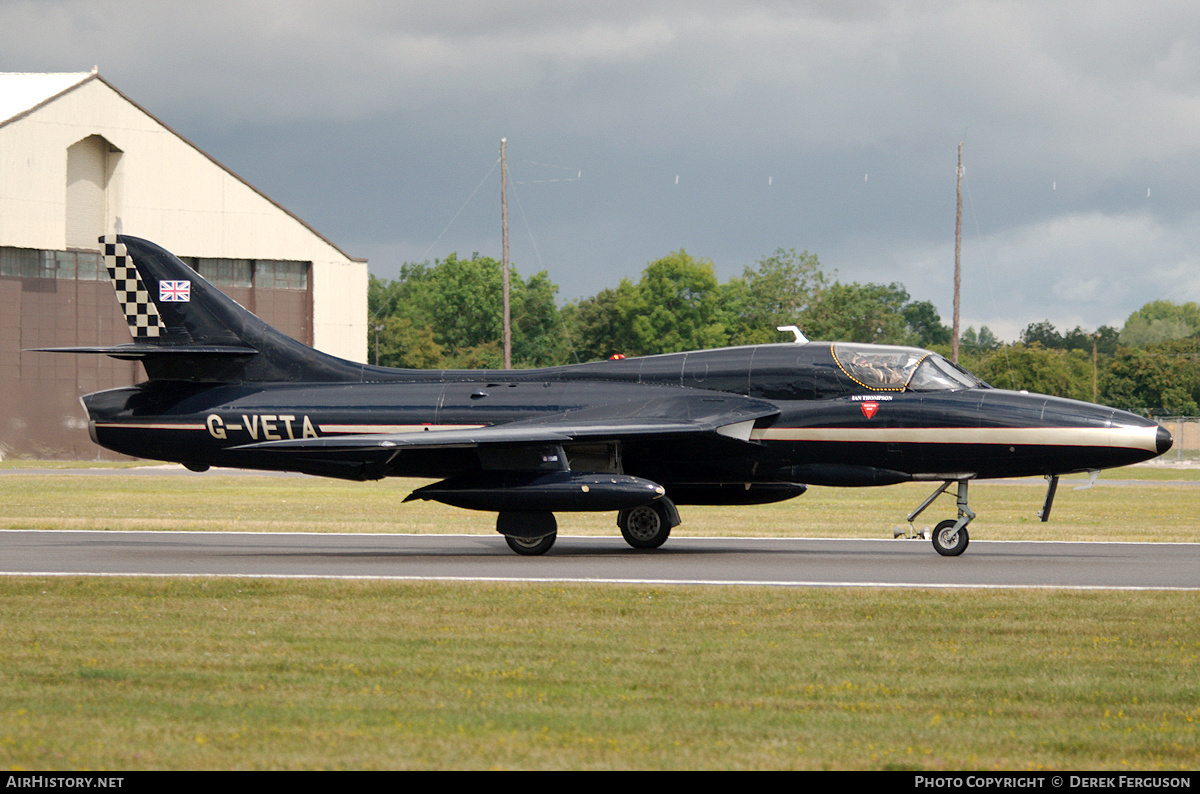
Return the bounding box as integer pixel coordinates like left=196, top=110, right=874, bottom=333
left=0, top=463, right=1197, bottom=770
left=0, top=463, right=1196, bottom=543
left=0, top=578, right=1197, bottom=770
left=0, top=459, right=160, bottom=470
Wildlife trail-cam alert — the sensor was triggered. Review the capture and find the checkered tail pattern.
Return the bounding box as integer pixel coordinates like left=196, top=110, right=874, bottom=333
left=103, top=237, right=161, bottom=339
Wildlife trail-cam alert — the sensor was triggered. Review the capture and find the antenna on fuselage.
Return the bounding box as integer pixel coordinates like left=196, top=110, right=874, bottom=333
left=777, top=325, right=809, bottom=344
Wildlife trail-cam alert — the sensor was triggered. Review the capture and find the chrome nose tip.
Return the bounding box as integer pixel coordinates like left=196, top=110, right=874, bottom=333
left=1157, top=425, right=1174, bottom=455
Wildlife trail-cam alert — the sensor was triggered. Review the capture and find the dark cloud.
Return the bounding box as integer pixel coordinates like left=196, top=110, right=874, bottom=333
left=5, top=1, right=1200, bottom=340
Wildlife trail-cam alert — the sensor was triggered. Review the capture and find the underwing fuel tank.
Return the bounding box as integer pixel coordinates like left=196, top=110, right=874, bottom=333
left=403, top=471, right=666, bottom=512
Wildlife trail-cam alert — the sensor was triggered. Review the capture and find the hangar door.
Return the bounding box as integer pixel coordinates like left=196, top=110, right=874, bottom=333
left=65, top=135, right=122, bottom=251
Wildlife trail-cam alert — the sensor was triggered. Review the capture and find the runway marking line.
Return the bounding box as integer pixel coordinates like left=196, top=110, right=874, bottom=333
left=1, top=531, right=1198, bottom=591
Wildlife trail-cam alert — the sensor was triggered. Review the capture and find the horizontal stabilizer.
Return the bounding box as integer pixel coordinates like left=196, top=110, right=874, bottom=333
left=30, top=344, right=257, bottom=360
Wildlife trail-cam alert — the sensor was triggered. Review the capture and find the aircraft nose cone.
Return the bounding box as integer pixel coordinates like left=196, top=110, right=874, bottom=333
left=1157, top=425, right=1174, bottom=455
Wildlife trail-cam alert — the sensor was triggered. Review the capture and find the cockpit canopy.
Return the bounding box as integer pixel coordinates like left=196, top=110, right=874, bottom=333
left=832, top=344, right=985, bottom=392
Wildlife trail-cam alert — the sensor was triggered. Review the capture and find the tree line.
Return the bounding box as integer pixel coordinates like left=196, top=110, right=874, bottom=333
left=368, top=249, right=1200, bottom=416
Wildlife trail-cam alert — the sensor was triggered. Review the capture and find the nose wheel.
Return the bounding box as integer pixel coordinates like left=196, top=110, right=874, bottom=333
left=931, top=519, right=969, bottom=556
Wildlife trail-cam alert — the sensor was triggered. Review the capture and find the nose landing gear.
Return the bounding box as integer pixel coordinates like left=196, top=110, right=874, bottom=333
left=896, top=479, right=976, bottom=556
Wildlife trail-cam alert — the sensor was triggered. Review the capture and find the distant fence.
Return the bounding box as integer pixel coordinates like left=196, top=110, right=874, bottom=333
left=1152, top=417, right=1200, bottom=461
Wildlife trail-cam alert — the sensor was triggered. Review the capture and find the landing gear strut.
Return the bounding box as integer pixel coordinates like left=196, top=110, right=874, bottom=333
left=901, top=479, right=976, bottom=557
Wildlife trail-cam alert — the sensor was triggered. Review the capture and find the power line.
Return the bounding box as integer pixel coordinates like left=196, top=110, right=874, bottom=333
left=420, top=158, right=500, bottom=263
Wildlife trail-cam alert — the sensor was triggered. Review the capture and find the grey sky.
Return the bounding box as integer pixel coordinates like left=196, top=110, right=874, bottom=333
left=6, top=0, right=1200, bottom=342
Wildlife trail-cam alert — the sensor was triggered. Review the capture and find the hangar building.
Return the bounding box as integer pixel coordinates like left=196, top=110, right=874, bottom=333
left=1, top=71, right=368, bottom=459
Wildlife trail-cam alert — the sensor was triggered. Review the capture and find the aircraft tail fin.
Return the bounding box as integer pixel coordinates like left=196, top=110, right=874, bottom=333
left=39, top=235, right=363, bottom=383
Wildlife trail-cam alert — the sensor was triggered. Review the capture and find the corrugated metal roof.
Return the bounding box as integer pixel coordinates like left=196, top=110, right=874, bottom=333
left=0, top=71, right=93, bottom=124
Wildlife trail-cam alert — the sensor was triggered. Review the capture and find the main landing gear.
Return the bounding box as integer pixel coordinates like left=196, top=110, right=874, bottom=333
left=505, top=533, right=557, bottom=556
left=499, top=511, right=558, bottom=556
left=497, top=499, right=680, bottom=556
left=617, top=501, right=674, bottom=549
left=896, top=479, right=976, bottom=557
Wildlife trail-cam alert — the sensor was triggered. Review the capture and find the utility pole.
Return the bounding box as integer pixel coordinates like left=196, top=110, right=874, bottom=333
left=952, top=142, right=963, bottom=365
left=500, top=138, right=512, bottom=370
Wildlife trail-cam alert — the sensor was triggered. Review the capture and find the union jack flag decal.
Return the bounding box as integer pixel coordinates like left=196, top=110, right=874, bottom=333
left=159, top=280, right=191, bottom=302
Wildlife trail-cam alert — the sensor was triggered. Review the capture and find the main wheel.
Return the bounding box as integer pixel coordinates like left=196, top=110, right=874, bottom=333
left=504, top=533, right=557, bottom=556
left=931, top=519, right=969, bottom=556
left=619, top=502, right=671, bottom=549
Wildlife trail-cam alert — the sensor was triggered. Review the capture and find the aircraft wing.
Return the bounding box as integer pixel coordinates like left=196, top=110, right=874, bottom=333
left=231, top=392, right=779, bottom=455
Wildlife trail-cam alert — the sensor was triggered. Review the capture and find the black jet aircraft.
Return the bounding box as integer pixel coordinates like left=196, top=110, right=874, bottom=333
left=40, top=236, right=1173, bottom=556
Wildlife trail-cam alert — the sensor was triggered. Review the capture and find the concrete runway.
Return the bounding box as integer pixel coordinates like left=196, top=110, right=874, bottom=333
left=1, top=529, right=1198, bottom=590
